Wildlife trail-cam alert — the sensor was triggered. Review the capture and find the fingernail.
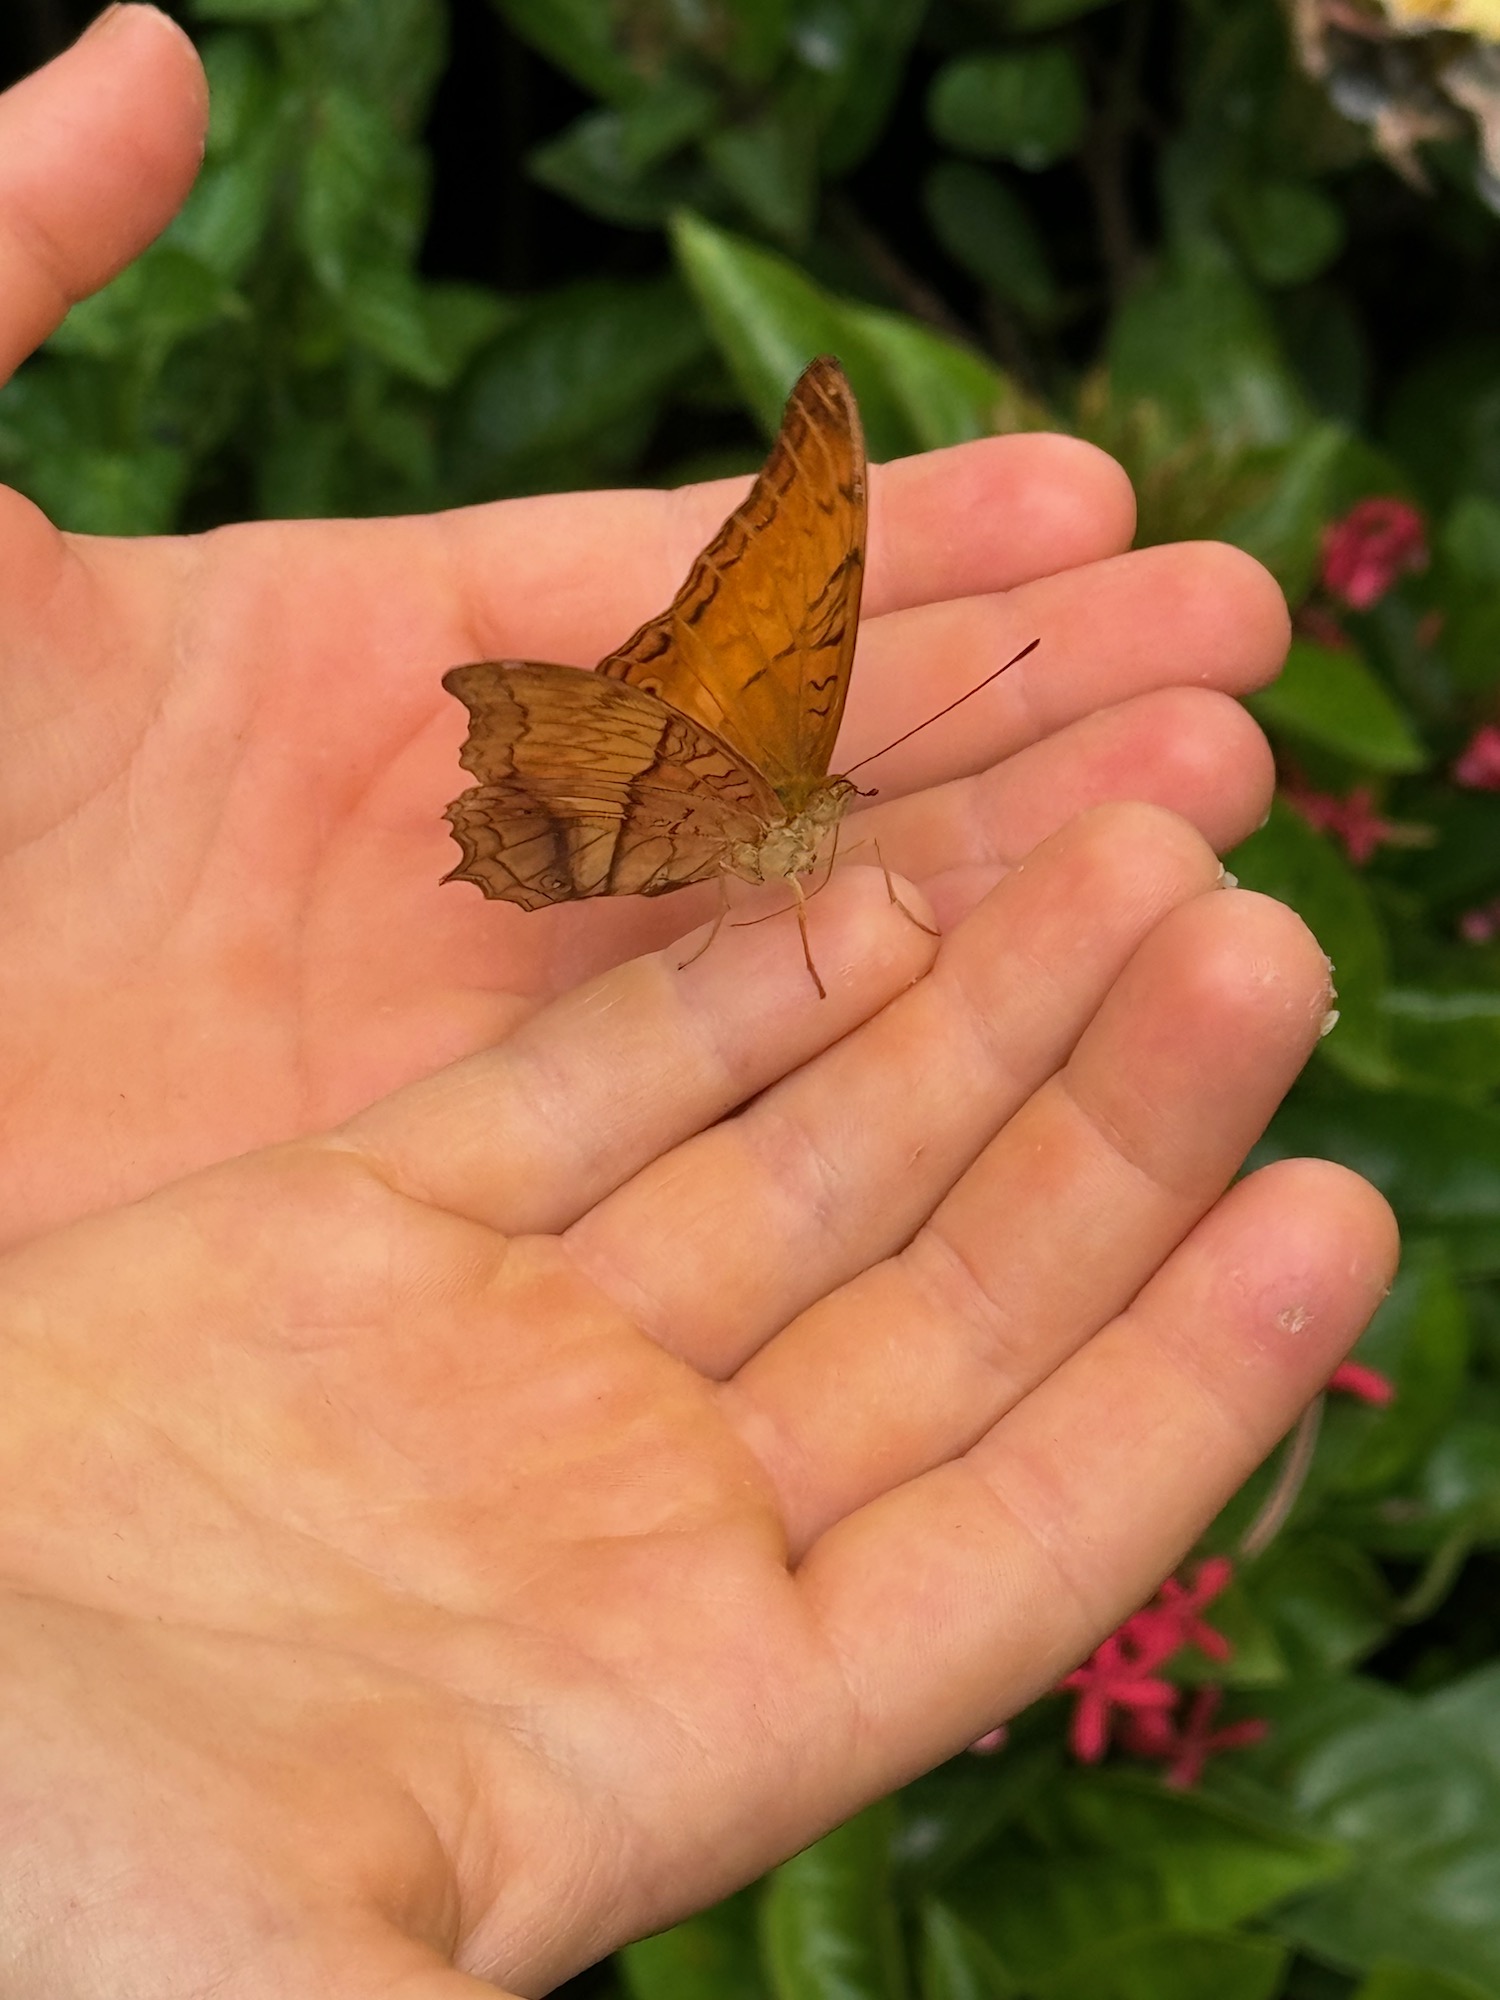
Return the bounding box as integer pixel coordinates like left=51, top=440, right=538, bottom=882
left=1219, top=866, right=1239, bottom=889
left=1318, top=1007, right=1341, bottom=1038
left=79, top=3, right=124, bottom=38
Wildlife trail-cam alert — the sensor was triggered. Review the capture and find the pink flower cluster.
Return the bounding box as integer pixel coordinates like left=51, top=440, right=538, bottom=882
left=1320, top=498, right=1428, bottom=611
left=970, top=1364, right=1397, bottom=1780
left=1461, top=899, right=1500, bottom=945
left=1328, top=1359, right=1395, bottom=1404
left=1057, top=1557, right=1266, bottom=1787
left=1454, top=724, right=1500, bottom=791
left=1281, top=778, right=1399, bottom=866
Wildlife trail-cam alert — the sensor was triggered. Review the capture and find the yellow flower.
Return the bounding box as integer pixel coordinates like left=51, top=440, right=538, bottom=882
left=1380, top=0, right=1500, bottom=39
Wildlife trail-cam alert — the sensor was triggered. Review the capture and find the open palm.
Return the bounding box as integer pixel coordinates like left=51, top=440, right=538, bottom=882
left=0, top=11, right=1289, bottom=1243
left=0, top=815, right=1396, bottom=1998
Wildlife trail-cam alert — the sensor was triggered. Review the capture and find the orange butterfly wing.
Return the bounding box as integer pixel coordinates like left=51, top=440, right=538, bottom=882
left=597, top=355, right=866, bottom=815
left=441, top=661, right=780, bottom=908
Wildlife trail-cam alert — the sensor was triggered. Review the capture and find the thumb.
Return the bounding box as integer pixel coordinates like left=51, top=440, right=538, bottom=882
left=0, top=6, right=207, bottom=384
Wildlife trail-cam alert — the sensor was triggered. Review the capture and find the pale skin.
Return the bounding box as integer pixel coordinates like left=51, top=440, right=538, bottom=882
left=0, top=10, right=1399, bottom=1998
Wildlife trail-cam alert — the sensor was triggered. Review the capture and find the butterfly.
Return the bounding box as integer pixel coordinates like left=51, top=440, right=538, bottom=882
left=441, top=355, right=873, bottom=997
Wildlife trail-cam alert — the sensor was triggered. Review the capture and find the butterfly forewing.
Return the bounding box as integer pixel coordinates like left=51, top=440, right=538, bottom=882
left=597, top=356, right=866, bottom=813
left=442, top=661, right=779, bottom=908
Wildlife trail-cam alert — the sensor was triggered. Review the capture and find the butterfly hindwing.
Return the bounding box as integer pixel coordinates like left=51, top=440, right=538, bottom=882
left=442, top=661, right=779, bottom=907
left=596, top=356, right=866, bottom=814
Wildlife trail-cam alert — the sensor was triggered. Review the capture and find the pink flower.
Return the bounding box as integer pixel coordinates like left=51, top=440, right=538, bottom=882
left=1329, top=1360, right=1395, bottom=1404
left=967, top=1725, right=1009, bottom=1755
left=1121, top=1687, right=1270, bottom=1790
left=1461, top=899, right=1500, bottom=944
left=1321, top=498, right=1428, bottom=610
left=1292, top=604, right=1352, bottom=651
left=1127, top=1556, right=1235, bottom=1665
left=1059, top=1631, right=1178, bottom=1763
left=1282, top=781, right=1400, bottom=866
left=1455, top=724, right=1500, bottom=790
left=1058, top=1559, right=1239, bottom=1763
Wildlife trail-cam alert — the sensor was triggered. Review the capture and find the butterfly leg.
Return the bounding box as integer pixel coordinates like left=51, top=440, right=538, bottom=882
left=874, top=839, right=940, bottom=938
left=677, top=874, right=733, bottom=973
left=789, top=873, right=827, bottom=1001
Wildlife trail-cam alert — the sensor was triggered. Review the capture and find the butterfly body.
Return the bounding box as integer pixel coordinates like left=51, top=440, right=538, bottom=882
left=442, top=356, right=868, bottom=970
left=726, top=778, right=857, bottom=886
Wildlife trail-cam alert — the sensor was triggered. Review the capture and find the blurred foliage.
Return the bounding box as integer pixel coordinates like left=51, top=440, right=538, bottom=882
left=8, top=0, right=1500, bottom=1992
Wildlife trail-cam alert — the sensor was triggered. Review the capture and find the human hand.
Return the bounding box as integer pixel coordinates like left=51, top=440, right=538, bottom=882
left=0, top=9, right=1288, bottom=1244
left=0, top=812, right=1396, bottom=1997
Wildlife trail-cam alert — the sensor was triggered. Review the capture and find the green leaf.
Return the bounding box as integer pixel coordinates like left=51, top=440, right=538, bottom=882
left=721, top=0, right=794, bottom=86
left=254, top=410, right=348, bottom=518
left=1166, top=1572, right=1287, bottom=1689
left=918, top=1899, right=1019, bottom=2000
left=1036, top=1926, right=1289, bottom=2000
left=445, top=277, right=707, bottom=498
left=897, top=1742, right=1065, bottom=1887
left=1248, top=640, right=1427, bottom=774
left=421, top=283, right=519, bottom=380
left=196, top=28, right=279, bottom=159
left=1216, top=423, right=1349, bottom=604
left=923, top=162, right=1059, bottom=322
left=622, top=1891, right=772, bottom=2000
left=762, top=1801, right=909, bottom=2000
left=47, top=246, right=246, bottom=362
left=1353, top=1964, right=1499, bottom=2000
left=705, top=108, right=818, bottom=242
left=669, top=212, right=916, bottom=458
left=1265, top=1666, right=1500, bottom=1988
left=1378, top=787, right=1500, bottom=913
left=1224, top=178, right=1345, bottom=289
left=926, top=49, right=1087, bottom=170
left=297, top=88, right=427, bottom=293
left=1107, top=238, right=1309, bottom=449
left=489, top=0, right=644, bottom=103
left=297, top=0, right=448, bottom=136
left=1383, top=985, right=1500, bottom=1100
left=1437, top=494, right=1500, bottom=692
left=339, top=265, right=448, bottom=386
left=940, top=1773, right=1344, bottom=1988
left=13, top=442, right=191, bottom=536
left=1314, top=1238, right=1469, bottom=1497
left=1443, top=491, right=1500, bottom=582
left=1000, top=0, right=1123, bottom=27
left=189, top=0, right=326, bottom=18
left=816, top=0, right=930, bottom=174
left=1408, top=1418, right=1500, bottom=1548
left=1252, top=1082, right=1500, bottom=1275
left=843, top=309, right=1008, bottom=450
left=1228, top=800, right=1393, bottom=1086
left=1240, top=1538, right=1393, bottom=1676
left=1384, top=337, right=1500, bottom=514
left=529, top=110, right=707, bottom=229
left=167, top=126, right=285, bottom=282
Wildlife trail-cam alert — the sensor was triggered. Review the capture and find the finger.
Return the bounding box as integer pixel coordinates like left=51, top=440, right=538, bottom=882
left=836, top=540, right=1289, bottom=796
left=875, top=686, right=1275, bottom=931
left=730, top=889, right=1336, bottom=1549
left=0, top=6, right=206, bottom=386
left=343, top=866, right=938, bottom=1236
left=797, top=1159, right=1398, bottom=1793
left=434, top=431, right=1136, bottom=669
left=566, top=805, right=1222, bottom=1373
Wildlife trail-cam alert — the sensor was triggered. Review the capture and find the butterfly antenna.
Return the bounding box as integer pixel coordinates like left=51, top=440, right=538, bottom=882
left=841, top=637, right=1040, bottom=779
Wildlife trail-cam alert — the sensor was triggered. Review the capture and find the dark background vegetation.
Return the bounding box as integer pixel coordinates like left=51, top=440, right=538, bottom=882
left=7, top=2, right=1500, bottom=1995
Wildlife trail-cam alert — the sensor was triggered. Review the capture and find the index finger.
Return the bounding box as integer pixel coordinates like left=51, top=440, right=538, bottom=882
left=436, top=430, right=1137, bottom=671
